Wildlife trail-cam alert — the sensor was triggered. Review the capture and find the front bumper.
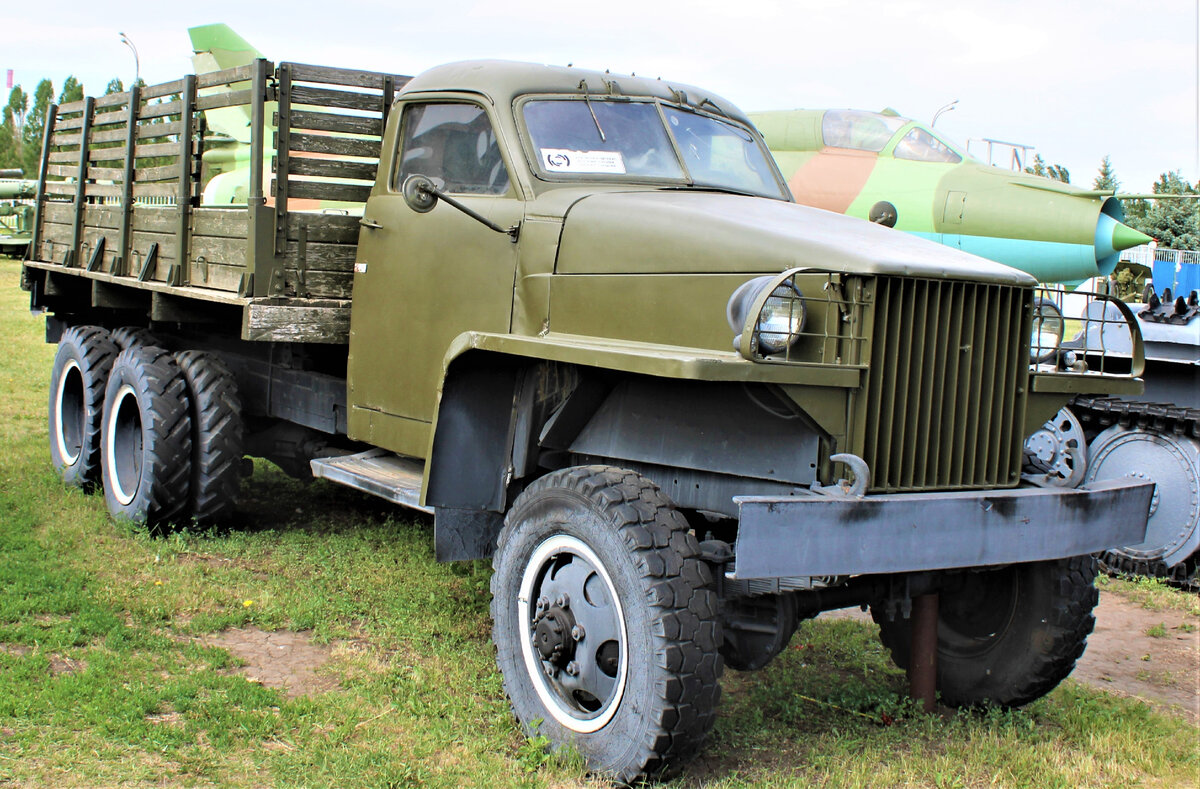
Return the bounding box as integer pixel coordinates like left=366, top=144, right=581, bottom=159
left=733, top=478, right=1153, bottom=579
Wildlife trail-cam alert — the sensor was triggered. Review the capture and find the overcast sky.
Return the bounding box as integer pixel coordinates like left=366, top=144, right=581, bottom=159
left=5, top=1, right=1198, bottom=193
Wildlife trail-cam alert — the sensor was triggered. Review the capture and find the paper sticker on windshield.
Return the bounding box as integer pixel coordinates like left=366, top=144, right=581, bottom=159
left=540, top=149, right=626, bottom=174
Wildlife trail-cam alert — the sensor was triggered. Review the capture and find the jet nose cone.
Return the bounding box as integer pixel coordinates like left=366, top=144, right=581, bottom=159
left=1095, top=214, right=1154, bottom=274
left=1109, top=220, right=1154, bottom=253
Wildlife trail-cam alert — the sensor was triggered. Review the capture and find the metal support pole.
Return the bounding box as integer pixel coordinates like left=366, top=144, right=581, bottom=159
left=909, top=592, right=938, bottom=713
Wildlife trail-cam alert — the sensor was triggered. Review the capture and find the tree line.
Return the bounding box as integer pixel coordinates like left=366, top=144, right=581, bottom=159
left=1, top=77, right=138, bottom=178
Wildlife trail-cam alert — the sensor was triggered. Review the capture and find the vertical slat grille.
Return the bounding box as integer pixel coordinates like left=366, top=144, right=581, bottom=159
left=862, top=277, right=1028, bottom=492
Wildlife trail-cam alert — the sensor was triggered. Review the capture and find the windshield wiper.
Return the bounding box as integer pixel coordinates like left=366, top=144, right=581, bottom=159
left=578, top=80, right=607, bottom=142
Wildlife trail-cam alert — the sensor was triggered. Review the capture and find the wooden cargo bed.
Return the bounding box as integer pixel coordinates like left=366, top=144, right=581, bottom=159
left=27, top=59, right=408, bottom=344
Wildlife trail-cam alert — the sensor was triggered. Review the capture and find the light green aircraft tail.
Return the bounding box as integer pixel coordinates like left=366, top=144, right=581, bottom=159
left=189, top=23, right=264, bottom=144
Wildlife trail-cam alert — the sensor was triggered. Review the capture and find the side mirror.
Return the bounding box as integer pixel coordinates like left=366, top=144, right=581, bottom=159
left=402, top=174, right=438, bottom=213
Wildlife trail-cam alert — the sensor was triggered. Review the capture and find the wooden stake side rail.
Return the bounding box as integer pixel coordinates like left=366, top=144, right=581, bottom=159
left=27, top=59, right=407, bottom=344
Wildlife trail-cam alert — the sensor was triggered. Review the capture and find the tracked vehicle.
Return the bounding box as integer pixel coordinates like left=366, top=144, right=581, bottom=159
left=20, top=58, right=1152, bottom=782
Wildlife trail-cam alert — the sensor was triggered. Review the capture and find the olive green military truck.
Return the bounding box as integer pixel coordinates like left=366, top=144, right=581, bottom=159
left=22, top=58, right=1154, bottom=783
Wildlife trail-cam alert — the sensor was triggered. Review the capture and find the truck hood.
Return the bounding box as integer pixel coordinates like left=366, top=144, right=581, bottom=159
left=553, top=190, right=1035, bottom=286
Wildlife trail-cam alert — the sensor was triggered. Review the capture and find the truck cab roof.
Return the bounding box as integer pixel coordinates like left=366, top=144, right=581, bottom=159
left=399, top=59, right=754, bottom=128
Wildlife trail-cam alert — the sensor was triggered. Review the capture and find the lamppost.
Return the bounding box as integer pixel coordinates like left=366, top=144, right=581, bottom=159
left=932, top=99, right=958, bottom=127
left=119, top=31, right=139, bottom=87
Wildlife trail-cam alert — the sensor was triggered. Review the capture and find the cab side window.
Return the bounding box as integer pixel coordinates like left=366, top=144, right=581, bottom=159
left=394, top=103, right=510, bottom=195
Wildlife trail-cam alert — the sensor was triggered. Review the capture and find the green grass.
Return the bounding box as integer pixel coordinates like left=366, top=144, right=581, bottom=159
left=1098, top=574, right=1200, bottom=618
left=1, top=255, right=1197, bottom=788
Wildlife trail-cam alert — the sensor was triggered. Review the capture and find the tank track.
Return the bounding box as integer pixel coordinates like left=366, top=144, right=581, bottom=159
left=1071, top=396, right=1200, bottom=589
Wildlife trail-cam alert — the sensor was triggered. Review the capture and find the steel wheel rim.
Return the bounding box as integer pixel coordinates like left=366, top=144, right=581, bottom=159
left=54, top=359, right=84, bottom=465
left=518, top=533, right=628, bottom=733
left=105, top=384, right=142, bottom=506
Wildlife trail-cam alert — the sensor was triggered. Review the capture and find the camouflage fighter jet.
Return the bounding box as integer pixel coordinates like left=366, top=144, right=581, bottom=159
left=751, top=108, right=1154, bottom=284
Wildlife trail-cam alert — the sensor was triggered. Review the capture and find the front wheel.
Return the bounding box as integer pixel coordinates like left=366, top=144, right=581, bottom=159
left=491, top=466, right=722, bottom=784
left=871, top=557, right=1098, bottom=708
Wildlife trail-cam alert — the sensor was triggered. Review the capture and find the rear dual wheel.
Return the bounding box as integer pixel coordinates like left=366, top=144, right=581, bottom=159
left=48, top=326, right=118, bottom=489
left=101, top=346, right=193, bottom=527
left=49, top=332, right=244, bottom=528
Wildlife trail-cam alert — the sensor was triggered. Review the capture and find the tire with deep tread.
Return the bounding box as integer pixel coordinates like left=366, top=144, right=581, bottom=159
left=109, top=326, right=161, bottom=351
left=491, top=465, right=722, bottom=784
left=100, top=346, right=193, bottom=527
left=48, top=325, right=118, bottom=489
left=174, top=350, right=244, bottom=525
left=870, top=556, right=1098, bottom=708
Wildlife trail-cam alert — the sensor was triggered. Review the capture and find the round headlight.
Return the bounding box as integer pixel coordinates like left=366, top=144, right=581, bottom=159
left=1030, top=296, right=1064, bottom=364
left=757, top=284, right=807, bottom=354
left=727, top=276, right=807, bottom=356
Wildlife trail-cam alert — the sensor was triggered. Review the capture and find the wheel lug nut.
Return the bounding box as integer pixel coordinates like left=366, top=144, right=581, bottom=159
left=565, top=661, right=579, bottom=676
left=570, top=625, right=585, bottom=641
left=543, top=663, right=557, bottom=678
left=536, top=596, right=548, bottom=611
left=556, top=594, right=569, bottom=609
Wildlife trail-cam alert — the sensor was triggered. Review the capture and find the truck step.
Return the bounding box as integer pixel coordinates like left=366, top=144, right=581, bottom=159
left=310, top=450, right=431, bottom=513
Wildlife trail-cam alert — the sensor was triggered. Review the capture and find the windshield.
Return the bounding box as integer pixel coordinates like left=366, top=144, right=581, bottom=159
left=523, top=98, right=786, bottom=199
left=893, top=126, right=962, bottom=163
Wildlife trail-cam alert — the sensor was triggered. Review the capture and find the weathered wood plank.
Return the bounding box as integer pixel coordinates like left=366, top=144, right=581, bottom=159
left=285, top=132, right=380, bottom=159
left=90, top=127, right=132, bottom=145
left=93, top=91, right=132, bottom=109
left=285, top=157, right=377, bottom=182
left=135, top=163, right=183, bottom=183
left=42, top=204, right=75, bottom=224
left=57, top=98, right=88, bottom=114
left=284, top=110, right=383, bottom=137
left=138, top=100, right=184, bottom=121
left=244, top=301, right=351, bottom=343
left=141, top=79, right=187, bottom=101
left=189, top=235, right=249, bottom=271
left=40, top=223, right=74, bottom=251
left=195, top=64, right=257, bottom=90
left=46, top=164, right=79, bottom=178
left=53, top=115, right=86, bottom=131
left=87, top=166, right=127, bottom=182
left=285, top=62, right=409, bottom=90
left=48, top=150, right=81, bottom=163
left=132, top=183, right=180, bottom=198
left=283, top=269, right=353, bottom=299
left=87, top=148, right=128, bottom=165
left=82, top=205, right=124, bottom=230
left=51, top=132, right=82, bottom=146
left=81, top=227, right=122, bottom=272
left=186, top=258, right=244, bottom=292
left=45, top=182, right=77, bottom=195
left=193, top=208, right=250, bottom=238
left=281, top=239, right=357, bottom=271
left=131, top=207, right=180, bottom=234
left=137, top=120, right=184, bottom=139
left=285, top=212, right=360, bottom=243
left=130, top=230, right=178, bottom=281
left=283, top=180, right=372, bottom=203
left=196, top=89, right=254, bottom=112
left=133, top=141, right=184, bottom=159
left=289, top=85, right=383, bottom=113
left=82, top=183, right=123, bottom=198
left=89, top=112, right=129, bottom=129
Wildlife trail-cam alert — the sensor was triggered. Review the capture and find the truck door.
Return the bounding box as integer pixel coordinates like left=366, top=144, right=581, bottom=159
left=347, top=100, right=522, bottom=458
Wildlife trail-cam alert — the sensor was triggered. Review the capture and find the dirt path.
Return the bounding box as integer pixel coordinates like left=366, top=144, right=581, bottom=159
left=824, top=589, right=1199, bottom=722
left=201, top=591, right=1197, bottom=723
left=1073, top=592, right=1198, bottom=722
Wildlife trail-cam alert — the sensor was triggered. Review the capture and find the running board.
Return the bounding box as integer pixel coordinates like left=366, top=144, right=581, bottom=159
left=310, top=449, right=431, bottom=513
